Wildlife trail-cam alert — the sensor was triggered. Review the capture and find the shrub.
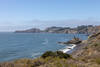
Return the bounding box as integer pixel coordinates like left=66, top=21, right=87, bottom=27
left=55, top=51, right=71, bottom=59
left=41, top=51, right=71, bottom=59
left=41, top=51, right=56, bottom=58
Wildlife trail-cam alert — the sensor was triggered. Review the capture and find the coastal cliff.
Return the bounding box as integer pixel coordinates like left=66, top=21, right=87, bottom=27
left=1, top=32, right=100, bottom=67
left=15, top=25, right=100, bottom=35
left=44, top=25, right=100, bottom=34
left=15, top=28, right=42, bottom=33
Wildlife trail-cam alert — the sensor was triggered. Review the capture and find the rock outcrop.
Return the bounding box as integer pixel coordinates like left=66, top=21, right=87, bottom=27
left=58, top=37, right=82, bottom=45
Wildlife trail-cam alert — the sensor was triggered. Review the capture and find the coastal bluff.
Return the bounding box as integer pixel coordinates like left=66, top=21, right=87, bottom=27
left=15, top=25, right=100, bottom=34
left=15, top=28, right=42, bottom=33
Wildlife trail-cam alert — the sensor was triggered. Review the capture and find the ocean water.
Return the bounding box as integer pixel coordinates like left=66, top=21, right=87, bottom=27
left=0, top=33, right=88, bottom=62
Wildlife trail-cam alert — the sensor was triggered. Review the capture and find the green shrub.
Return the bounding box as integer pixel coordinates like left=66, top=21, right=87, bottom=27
left=41, top=51, right=71, bottom=59
left=55, top=51, right=71, bottom=59
left=41, top=51, right=56, bottom=58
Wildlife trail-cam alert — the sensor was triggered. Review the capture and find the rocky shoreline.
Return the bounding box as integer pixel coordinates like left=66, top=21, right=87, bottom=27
left=58, top=37, right=82, bottom=45
left=59, top=44, right=76, bottom=53
left=58, top=37, right=85, bottom=55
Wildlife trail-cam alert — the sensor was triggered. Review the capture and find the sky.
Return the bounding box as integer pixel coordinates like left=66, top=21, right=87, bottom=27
left=0, top=0, right=100, bottom=32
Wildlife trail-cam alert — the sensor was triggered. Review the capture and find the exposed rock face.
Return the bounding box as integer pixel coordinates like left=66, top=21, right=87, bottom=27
left=43, top=25, right=96, bottom=34
left=67, top=37, right=82, bottom=44
left=58, top=37, right=82, bottom=44
left=44, top=26, right=71, bottom=33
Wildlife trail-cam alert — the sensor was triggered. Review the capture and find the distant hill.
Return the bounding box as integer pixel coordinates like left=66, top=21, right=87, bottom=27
left=15, top=25, right=100, bottom=34
left=15, top=28, right=42, bottom=33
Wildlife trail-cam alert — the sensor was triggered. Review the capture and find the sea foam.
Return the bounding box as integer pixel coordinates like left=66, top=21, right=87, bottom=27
left=59, top=44, right=76, bottom=53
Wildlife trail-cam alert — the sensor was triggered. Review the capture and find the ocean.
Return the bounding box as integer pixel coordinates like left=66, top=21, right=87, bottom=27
left=0, top=33, right=88, bottom=62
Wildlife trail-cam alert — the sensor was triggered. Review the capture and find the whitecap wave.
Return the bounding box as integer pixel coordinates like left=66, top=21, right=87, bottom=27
left=59, top=44, right=76, bottom=53
left=31, top=52, right=43, bottom=58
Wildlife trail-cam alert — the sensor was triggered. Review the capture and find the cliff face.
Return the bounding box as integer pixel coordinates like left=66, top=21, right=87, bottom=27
left=15, top=25, right=100, bottom=34
left=43, top=25, right=100, bottom=34
left=44, top=26, right=77, bottom=34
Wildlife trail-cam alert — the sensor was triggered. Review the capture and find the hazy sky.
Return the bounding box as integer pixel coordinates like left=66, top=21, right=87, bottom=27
left=0, top=0, right=100, bottom=31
